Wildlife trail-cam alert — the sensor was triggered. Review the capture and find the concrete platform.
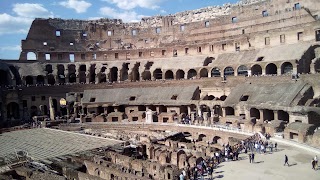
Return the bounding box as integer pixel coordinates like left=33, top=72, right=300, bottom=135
left=0, top=128, right=122, bottom=161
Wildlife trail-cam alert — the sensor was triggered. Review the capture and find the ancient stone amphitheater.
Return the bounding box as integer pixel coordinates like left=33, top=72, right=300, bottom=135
left=1, top=0, right=320, bottom=179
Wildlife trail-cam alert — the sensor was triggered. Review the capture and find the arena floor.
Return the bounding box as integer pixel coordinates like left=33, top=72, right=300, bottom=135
left=0, top=128, right=122, bottom=161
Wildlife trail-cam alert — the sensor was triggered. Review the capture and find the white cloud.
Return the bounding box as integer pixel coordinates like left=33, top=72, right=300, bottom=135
left=13, top=3, right=53, bottom=18
left=99, top=7, right=145, bottom=22
left=160, top=9, right=167, bottom=14
left=102, top=0, right=163, bottom=10
left=0, top=13, right=32, bottom=35
left=59, top=0, right=92, bottom=13
left=0, top=3, right=54, bottom=35
left=0, top=45, right=21, bottom=51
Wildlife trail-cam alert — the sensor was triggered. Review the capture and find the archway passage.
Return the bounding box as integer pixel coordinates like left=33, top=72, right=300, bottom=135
left=211, top=67, right=221, bottom=77
left=68, top=65, right=76, bottom=83
left=266, top=63, right=277, bottom=75
left=25, top=76, right=33, bottom=85
left=281, top=62, right=293, bottom=75
left=263, top=109, right=274, bottom=121
left=187, top=69, right=197, bottom=79
left=142, top=71, right=151, bottom=80
left=0, top=70, right=9, bottom=86
left=165, top=70, right=174, bottom=79
left=176, top=70, right=185, bottom=79
left=7, top=102, right=20, bottom=119
left=225, top=107, right=235, bottom=116
left=251, top=64, right=262, bottom=76
left=237, top=65, right=248, bottom=76
left=110, top=67, right=118, bottom=82
left=27, top=52, right=36, bottom=60
left=250, top=108, right=260, bottom=120
left=36, top=75, right=45, bottom=85
left=212, top=136, right=222, bottom=144
left=278, top=110, right=289, bottom=122
left=200, top=68, right=208, bottom=78
left=79, top=65, right=86, bottom=83
left=57, top=64, right=65, bottom=84
left=47, top=74, right=55, bottom=85
left=153, top=69, right=162, bottom=80
left=224, top=67, right=234, bottom=76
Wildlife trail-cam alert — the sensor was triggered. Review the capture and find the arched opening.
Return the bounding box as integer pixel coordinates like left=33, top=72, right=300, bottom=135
left=25, top=76, right=33, bottom=85
left=251, top=64, right=262, bottom=75
left=47, top=74, right=55, bottom=85
left=159, top=105, right=167, bottom=113
left=187, top=69, right=197, bottom=79
left=45, top=64, right=53, bottom=74
left=315, top=59, right=320, bottom=73
left=30, top=106, right=38, bottom=117
left=237, top=65, right=248, bottom=76
left=281, top=62, right=293, bottom=75
left=266, top=63, right=277, bottom=75
left=142, top=71, right=151, bottom=80
left=197, top=134, right=207, bottom=142
left=250, top=108, right=260, bottom=120
left=220, top=95, right=227, bottom=101
left=7, top=102, right=20, bottom=119
left=164, top=70, right=174, bottom=79
left=79, top=65, right=86, bottom=83
left=52, top=99, right=58, bottom=116
left=153, top=68, right=162, bottom=80
left=40, top=105, right=48, bottom=115
left=57, top=64, right=65, bottom=84
left=278, top=110, right=289, bottom=122
left=60, top=98, right=67, bottom=116
left=212, top=136, right=222, bottom=144
left=208, top=95, right=215, bottom=100
left=211, top=67, right=221, bottom=77
left=225, top=107, right=234, bottom=116
left=36, top=75, right=44, bottom=85
left=89, top=64, right=96, bottom=83
left=0, top=70, right=9, bottom=86
left=199, top=68, right=208, bottom=78
left=99, top=73, right=107, bottom=83
left=263, top=109, right=274, bottom=121
left=224, top=67, right=234, bottom=76
left=131, top=67, right=140, bottom=81
left=213, top=105, right=222, bottom=116
left=176, top=70, right=185, bottom=79
left=27, top=52, right=37, bottom=60
left=110, top=67, right=118, bottom=82
left=121, top=63, right=129, bottom=81
left=68, top=64, right=76, bottom=83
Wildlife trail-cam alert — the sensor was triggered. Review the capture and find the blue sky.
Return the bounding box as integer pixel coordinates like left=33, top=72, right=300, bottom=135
left=0, top=0, right=238, bottom=60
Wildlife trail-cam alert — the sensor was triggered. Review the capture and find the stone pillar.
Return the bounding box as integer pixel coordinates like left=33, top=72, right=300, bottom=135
left=277, top=67, right=281, bottom=76
left=262, top=68, right=266, bottom=76
left=222, top=108, right=226, bottom=117
left=184, top=72, right=188, bottom=80
left=310, top=59, right=316, bottom=74
left=273, top=110, right=278, bottom=120
left=187, top=106, right=191, bottom=115
left=146, top=110, right=153, bottom=123
left=117, top=70, right=121, bottom=82
left=259, top=109, right=264, bottom=121
left=76, top=72, right=80, bottom=83
left=86, top=72, right=90, bottom=84
left=44, top=76, right=48, bottom=85
left=49, top=96, right=55, bottom=120
left=33, top=77, right=37, bottom=85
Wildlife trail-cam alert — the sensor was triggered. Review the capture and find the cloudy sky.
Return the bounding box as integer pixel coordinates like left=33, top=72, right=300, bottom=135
left=0, top=0, right=237, bottom=59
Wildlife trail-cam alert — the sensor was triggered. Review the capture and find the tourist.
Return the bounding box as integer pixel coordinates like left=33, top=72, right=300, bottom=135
left=179, top=172, right=184, bottom=180
left=275, top=142, right=278, bottom=151
left=251, top=153, right=255, bottom=163
left=249, top=153, right=252, bottom=163
left=284, top=155, right=289, bottom=166
left=312, top=159, right=316, bottom=170
left=314, top=155, right=318, bottom=168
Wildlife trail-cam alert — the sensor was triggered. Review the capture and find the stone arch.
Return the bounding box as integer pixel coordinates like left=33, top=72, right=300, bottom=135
left=187, top=69, right=197, bottom=79
left=131, top=67, right=140, bottom=82
left=45, top=64, right=53, bottom=74
left=0, top=69, right=9, bottom=86
left=164, top=70, right=174, bottom=79
left=110, top=67, right=118, bottom=82
left=208, top=95, right=215, bottom=100
left=27, top=52, right=37, bottom=60
left=57, top=64, right=65, bottom=84
left=142, top=71, right=151, bottom=80
left=176, top=69, right=185, bottom=79
left=25, top=76, right=33, bottom=85
left=281, top=62, right=293, bottom=75
left=278, top=110, right=289, bottom=122
left=213, top=105, right=222, bottom=116
left=237, top=65, right=248, bottom=76
left=7, top=102, right=19, bottom=119
left=47, top=74, right=55, bottom=85
left=251, top=64, right=262, bottom=75
left=120, top=63, right=129, bottom=81
left=30, top=106, right=38, bottom=117
left=79, top=64, right=86, bottom=83
left=153, top=68, right=162, bottom=80
left=68, top=64, right=76, bottom=83
left=197, top=134, right=207, bottom=142
left=211, top=67, right=221, bottom=77
left=199, top=68, right=208, bottom=78
left=265, top=63, right=277, bottom=75
left=36, top=75, right=45, bottom=85
left=250, top=108, right=260, bottom=119
left=225, top=107, right=234, bottom=116
left=212, top=136, right=222, bottom=145
left=263, top=109, right=274, bottom=121
left=220, top=95, right=227, bottom=101
left=224, top=66, right=234, bottom=76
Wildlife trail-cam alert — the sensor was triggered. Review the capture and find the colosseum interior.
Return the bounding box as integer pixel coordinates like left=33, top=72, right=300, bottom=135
left=1, top=0, right=320, bottom=179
